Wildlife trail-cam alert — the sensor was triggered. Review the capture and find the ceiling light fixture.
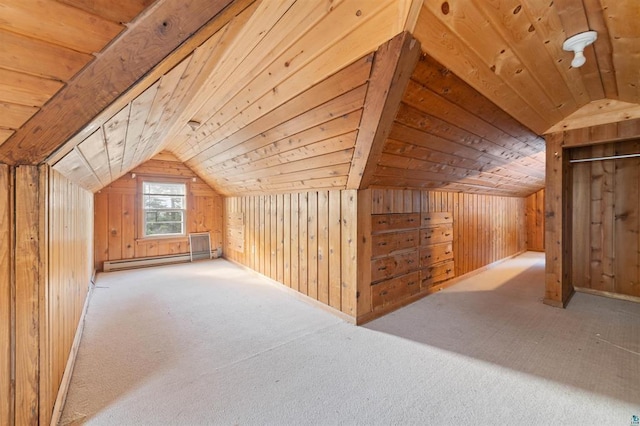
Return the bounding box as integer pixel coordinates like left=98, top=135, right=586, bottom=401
left=562, top=31, right=598, bottom=68
left=187, top=120, right=201, bottom=131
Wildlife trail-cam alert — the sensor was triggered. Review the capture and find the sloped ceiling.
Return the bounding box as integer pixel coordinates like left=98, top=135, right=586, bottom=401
left=0, top=0, right=154, bottom=146
left=1, top=0, right=639, bottom=198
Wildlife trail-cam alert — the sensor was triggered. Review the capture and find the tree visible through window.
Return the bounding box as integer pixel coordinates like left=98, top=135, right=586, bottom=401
left=143, top=182, right=186, bottom=237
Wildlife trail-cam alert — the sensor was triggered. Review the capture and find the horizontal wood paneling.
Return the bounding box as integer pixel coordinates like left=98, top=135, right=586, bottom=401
left=94, top=154, right=223, bottom=271
left=526, top=189, right=545, bottom=252
left=42, top=169, right=94, bottom=425
left=224, top=189, right=358, bottom=318
left=358, top=188, right=526, bottom=320
left=370, top=54, right=546, bottom=197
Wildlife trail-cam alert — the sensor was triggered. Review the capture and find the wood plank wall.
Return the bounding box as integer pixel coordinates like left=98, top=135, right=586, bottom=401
left=0, top=164, right=12, bottom=426
left=357, top=189, right=526, bottom=321
left=225, top=187, right=525, bottom=321
left=41, top=170, right=94, bottom=424
left=224, top=190, right=358, bottom=318
left=570, top=139, right=640, bottom=299
left=94, top=154, right=223, bottom=271
left=544, top=118, right=640, bottom=306
left=526, top=189, right=545, bottom=252
left=0, top=166, right=93, bottom=425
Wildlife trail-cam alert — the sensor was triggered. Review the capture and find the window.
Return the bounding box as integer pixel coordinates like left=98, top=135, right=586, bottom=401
left=142, top=181, right=186, bottom=237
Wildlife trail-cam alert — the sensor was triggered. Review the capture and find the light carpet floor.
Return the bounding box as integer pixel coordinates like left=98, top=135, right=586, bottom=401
left=60, top=252, right=640, bottom=425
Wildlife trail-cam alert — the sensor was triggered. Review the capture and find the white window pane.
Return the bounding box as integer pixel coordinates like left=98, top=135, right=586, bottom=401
left=143, top=182, right=185, bottom=195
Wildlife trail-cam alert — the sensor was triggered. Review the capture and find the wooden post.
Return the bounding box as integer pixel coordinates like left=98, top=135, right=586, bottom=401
left=356, top=189, right=373, bottom=321
left=14, top=165, right=47, bottom=424
left=341, top=190, right=358, bottom=317
left=0, top=164, right=13, bottom=426
left=544, top=133, right=573, bottom=307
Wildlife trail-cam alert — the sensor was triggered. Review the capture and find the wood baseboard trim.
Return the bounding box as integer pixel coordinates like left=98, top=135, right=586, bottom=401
left=573, top=286, right=640, bottom=304
left=223, top=257, right=357, bottom=325
left=49, top=281, right=94, bottom=426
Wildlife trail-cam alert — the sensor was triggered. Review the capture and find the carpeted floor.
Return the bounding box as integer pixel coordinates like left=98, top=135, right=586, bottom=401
left=60, top=252, right=640, bottom=425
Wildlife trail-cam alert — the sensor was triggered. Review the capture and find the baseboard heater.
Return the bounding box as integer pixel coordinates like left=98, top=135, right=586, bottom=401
left=104, top=249, right=220, bottom=272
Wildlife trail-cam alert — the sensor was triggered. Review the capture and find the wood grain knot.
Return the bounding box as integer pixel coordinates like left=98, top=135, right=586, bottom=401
left=441, top=2, right=450, bottom=14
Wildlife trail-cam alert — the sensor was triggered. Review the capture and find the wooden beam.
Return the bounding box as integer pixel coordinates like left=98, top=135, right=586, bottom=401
left=0, top=164, right=12, bottom=426
left=544, top=132, right=573, bottom=307
left=0, top=0, right=241, bottom=165
left=348, top=32, right=421, bottom=190
left=14, top=166, right=46, bottom=424
left=46, top=0, right=257, bottom=167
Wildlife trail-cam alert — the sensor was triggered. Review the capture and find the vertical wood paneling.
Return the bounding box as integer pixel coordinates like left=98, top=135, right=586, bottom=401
left=526, top=189, right=545, bottom=252
left=317, top=191, right=330, bottom=304
left=614, top=143, right=639, bottom=296
left=283, top=194, right=291, bottom=287
left=550, top=121, right=640, bottom=305
left=340, top=190, right=357, bottom=316
left=1, top=166, right=94, bottom=426
left=94, top=156, right=223, bottom=271
left=307, top=192, right=318, bottom=300
left=357, top=189, right=373, bottom=315
left=328, top=191, right=342, bottom=310
left=290, top=194, right=299, bottom=291
left=570, top=138, right=640, bottom=299
left=0, top=165, right=12, bottom=426
left=298, top=193, right=308, bottom=295
left=45, top=170, right=93, bottom=425
left=224, top=189, right=358, bottom=318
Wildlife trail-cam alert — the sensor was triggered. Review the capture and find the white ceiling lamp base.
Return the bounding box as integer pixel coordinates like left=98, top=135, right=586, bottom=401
left=563, top=31, right=598, bottom=68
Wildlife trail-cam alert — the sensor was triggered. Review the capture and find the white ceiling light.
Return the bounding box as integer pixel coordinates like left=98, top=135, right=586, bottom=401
left=562, top=31, right=598, bottom=68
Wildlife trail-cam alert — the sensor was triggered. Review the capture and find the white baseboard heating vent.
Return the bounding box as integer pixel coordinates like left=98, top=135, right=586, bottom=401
left=189, top=232, right=212, bottom=261
left=104, top=249, right=220, bottom=272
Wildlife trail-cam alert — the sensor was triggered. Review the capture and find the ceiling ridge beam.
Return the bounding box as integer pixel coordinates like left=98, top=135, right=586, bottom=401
left=347, top=31, right=421, bottom=190
left=0, top=0, right=254, bottom=166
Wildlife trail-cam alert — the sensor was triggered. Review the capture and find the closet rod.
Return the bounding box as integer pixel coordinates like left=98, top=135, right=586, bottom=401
left=569, top=152, right=640, bottom=163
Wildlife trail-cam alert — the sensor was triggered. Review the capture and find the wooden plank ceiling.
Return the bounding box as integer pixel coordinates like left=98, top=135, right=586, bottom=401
left=412, top=0, right=640, bottom=134
left=1, top=0, right=638, bottom=197
left=0, top=0, right=154, bottom=147
left=368, top=54, right=546, bottom=197
left=48, top=0, right=419, bottom=194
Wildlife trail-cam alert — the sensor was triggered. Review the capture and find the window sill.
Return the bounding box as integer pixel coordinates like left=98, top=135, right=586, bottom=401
left=135, top=236, right=189, bottom=244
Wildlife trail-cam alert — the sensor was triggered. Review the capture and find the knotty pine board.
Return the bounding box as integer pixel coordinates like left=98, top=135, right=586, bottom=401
left=526, top=189, right=545, bottom=252
left=42, top=170, right=94, bottom=425
left=224, top=189, right=359, bottom=318
left=93, top=157, right=223, bottom=271
left=369, top=189, right=526, bottom=277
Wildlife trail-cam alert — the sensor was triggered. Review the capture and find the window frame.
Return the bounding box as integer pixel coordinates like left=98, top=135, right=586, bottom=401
left=138, top=176, right=190, bottom=240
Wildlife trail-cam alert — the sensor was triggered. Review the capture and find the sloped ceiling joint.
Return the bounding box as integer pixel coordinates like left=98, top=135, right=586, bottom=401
left=347, top=31, right=422, bottom=190
left=0, top=0, right=237, bottom=166
left=45, top=0, right=258, bottom=168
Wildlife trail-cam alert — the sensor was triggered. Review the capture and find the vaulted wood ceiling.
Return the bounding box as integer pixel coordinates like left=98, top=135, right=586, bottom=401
left=0, top=0, right=638, bottom=198
left=0, top=0, right=154, bottom=146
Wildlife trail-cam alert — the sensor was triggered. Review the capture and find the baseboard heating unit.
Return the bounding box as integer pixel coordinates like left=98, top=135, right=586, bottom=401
left=104, top=249, right=220, bottom=272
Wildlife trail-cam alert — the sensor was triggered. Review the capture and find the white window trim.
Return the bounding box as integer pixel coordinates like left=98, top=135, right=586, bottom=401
left=141, top=181, right=187, bottom=238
